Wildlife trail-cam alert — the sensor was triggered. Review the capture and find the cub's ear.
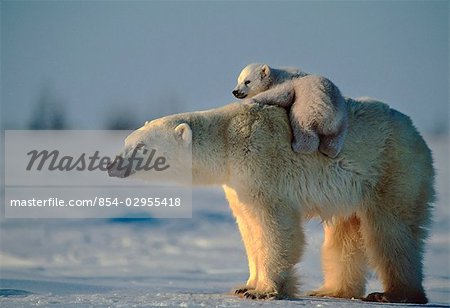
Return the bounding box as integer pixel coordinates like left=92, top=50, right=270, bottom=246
left=261, top=64, right=271, bottom=78
left=174, top=123, right=192, bottom=146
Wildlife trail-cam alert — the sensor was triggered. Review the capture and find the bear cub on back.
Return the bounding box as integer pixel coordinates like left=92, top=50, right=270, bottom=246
left=232, top=63, right=347, bottom=158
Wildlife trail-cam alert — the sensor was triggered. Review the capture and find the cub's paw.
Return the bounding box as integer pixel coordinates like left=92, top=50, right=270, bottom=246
left=243, top=290, right=278, bottom=300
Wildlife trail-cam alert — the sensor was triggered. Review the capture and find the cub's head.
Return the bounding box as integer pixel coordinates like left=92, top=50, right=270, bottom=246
left=107, top=117, right=192, bottom=184
left=232, top=63, right=273, bottom=99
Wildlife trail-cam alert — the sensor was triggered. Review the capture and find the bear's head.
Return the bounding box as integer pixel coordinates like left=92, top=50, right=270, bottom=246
left=107, top=118, right=192, bottom=184
left=232, top=63, right=273, bottom=99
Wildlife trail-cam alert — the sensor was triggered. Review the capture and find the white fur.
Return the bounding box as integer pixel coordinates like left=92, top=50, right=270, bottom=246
left=113, top=100, right=434, bottom=303
left=233, top=63, right=347, bottom=158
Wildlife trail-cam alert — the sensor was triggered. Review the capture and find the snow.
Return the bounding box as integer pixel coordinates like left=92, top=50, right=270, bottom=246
left=1, top=135, right=449, bottom=307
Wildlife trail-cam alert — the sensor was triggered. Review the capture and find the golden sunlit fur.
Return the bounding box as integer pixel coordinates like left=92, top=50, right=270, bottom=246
left=119, top=98, right=434, bottom=303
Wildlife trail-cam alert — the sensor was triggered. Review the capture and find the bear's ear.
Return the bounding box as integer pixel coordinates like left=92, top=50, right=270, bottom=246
left=261, top=64, right=271, bottom=78
left=174, top=123, right=192, bottom=146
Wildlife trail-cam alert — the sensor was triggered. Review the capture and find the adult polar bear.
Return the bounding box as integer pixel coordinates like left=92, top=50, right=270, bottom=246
left=108, top=98, right=434, bottom=304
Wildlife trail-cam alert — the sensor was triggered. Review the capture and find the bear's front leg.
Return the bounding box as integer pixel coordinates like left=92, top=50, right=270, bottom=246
left=241, top=194, right=304, bottom=300
left=249, top=83, right=295, bottom=108
left=223, top=186, right=258, bottom=295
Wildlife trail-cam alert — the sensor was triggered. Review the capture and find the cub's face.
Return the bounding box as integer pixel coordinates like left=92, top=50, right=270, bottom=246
left=232, top=63, right=272, bottom=99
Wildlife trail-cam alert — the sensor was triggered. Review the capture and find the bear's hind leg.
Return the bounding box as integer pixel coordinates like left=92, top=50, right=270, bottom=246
left=291, top=129, right=319, bottom=154
left=360, top=209, right=428, bottom=304
left=290, top=116, right=320, bottom=154
left=308, top=214, right=367, bottom=299
left=289, top=97, right=320, bottom=154
left=318, top=134, right=343, bottom=158
left=318, top=108, right=348, bottom=158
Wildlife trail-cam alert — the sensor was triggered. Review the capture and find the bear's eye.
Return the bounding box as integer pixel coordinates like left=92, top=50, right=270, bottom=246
left=244, top=80, right=251, bottom=85
left=136, top=142, right=145, bottom=150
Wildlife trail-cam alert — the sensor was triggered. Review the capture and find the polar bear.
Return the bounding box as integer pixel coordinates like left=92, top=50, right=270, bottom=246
left=232, top=63, right=348, bottom=158
left=108, top=99, right=434, bottom=304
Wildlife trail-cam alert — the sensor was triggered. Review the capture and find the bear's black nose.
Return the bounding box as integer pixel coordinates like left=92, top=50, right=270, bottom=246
left=232, top=90, right=240, bottom=97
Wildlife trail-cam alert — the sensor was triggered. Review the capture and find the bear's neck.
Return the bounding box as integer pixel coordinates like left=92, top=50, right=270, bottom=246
left=187, top=114, right=229, bottom=185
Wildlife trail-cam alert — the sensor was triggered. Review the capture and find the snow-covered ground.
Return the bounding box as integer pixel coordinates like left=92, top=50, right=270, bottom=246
left=1, top=135, right=449, bottom=307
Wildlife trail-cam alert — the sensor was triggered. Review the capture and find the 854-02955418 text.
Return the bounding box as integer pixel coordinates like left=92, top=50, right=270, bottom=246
left=9, top=197, right=183, bottom=208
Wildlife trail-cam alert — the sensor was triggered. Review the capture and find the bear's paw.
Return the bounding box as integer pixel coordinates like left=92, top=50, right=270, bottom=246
left=242, top=289, right=278, bottom=300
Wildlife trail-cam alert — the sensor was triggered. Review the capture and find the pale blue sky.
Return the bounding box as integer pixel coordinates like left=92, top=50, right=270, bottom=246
left=1, top=1, right=448, bottom=132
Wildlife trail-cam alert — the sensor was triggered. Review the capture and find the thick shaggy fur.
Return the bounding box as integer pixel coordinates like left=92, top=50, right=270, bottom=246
left=111, top=99, right=434, bottom=303
left=232, top=63, right=347, bottom=158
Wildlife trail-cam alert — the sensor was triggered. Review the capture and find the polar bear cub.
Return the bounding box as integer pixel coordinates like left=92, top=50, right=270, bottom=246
left=232, top=63, right=348, bottom=158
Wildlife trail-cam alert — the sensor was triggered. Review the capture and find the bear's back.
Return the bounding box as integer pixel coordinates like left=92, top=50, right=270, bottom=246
left=222, top=100, right=432, bottom=217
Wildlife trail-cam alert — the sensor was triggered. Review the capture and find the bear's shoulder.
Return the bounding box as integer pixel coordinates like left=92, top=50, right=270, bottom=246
left=272, top=67, right=307, bottom=84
